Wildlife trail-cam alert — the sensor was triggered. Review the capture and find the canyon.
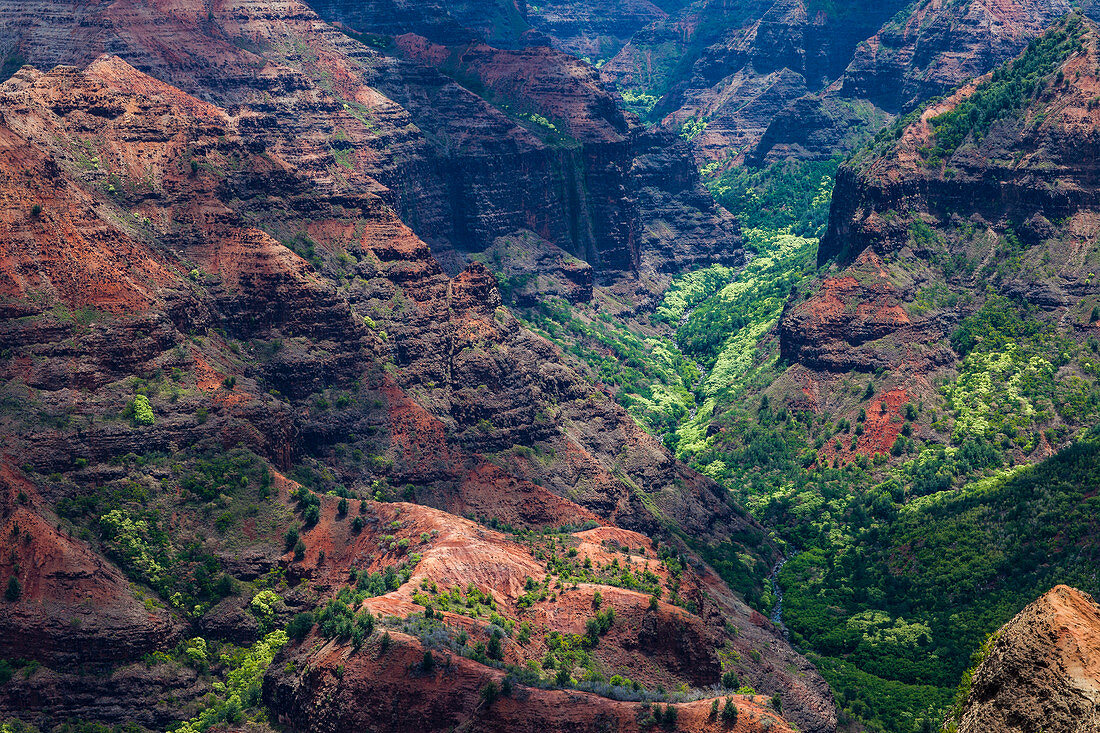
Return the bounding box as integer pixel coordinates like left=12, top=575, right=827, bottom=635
left=2, top=1, right=1100, bottom=733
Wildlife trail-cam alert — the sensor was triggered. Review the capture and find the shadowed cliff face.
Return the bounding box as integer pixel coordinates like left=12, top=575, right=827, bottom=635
left=0, top=0, right=741, bottom=294
left=0, top=51, right=835, bottom=733
left=753, top=0, right=1076, bottom=162
left=302, top=0, right=678, bottom=60
left=954, top=585, right=1100, bottom=733
left=598, top=0, right=1077, bottom=163
left=767, top=16, right=1100, bottom=464
left=602, top=0, right=912, bottom=159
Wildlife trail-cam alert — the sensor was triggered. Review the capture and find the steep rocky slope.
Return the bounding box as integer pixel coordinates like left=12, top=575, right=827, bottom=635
left=0, top=50, right=834, bottom=733
left=600, top=0, right=1076, bottom=164
left=603, top=0, right=909, bottom=159
left=655, top=16, right=1100, bottom=732
left=953, top=585, right=1100, bottom=732
left=305, top=0, right=676, bottom=60
left=771, top=13, right=1100, bottom=464
left=753, top=0, right=1076, bottom=162
left=0, top=0, right=741, bottom=298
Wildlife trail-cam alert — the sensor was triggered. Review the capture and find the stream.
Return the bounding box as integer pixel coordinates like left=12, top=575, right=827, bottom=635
left=767, top=551, right=799, bottom=640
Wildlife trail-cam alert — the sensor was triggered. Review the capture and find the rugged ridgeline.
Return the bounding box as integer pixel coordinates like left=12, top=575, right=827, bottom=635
left=646, top=16, right=1100, bottom=732
left=305, top=0, right=676, bottom=59
left=752, top=0, right=1077, bottom=162
left=0, top=41, right=835, bottom=733
left=599, top=0, right=1076, bottom=164
left=0, top=0, right=740, bottom=301
left=774, top=13, right=1100, bottom=465
left=952, top=586, right=1100, bottom=732
left=604, top=0, right=911, bottom=158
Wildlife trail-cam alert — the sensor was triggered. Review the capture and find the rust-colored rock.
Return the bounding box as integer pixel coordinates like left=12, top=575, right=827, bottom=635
left=955, top=585, right=1100, bottom=733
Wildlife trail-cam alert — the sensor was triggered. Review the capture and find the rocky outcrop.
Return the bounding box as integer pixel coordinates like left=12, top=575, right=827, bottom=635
left=305, top=0, right=537, bottom=48
left=525, top=0, right=669, bottom=60
left=0, top=0, right=740, bottom=293
left=0, top=46, right=833, bottom=733
left=262, top=497, right=834, bottom=733
left=748, top=15, right=1100, bottom=471
left=265, top=630, right=798, bottom=733
left=603, top=0, right=910, bottom=160
left=782, top=15, right=1100, bottom=378
left=757, top=0, right=1077, bottom=161
left=955, top=585, right=1100, bottom=733
left=603, top=0, right=1079, bottom=163
left=836, top=0, right=1074, bottom=117
left=0, top=487, right=183, bottom=666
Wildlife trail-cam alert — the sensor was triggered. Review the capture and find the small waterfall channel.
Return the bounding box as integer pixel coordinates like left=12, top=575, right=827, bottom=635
left=767, top=551, right=799, bottom=639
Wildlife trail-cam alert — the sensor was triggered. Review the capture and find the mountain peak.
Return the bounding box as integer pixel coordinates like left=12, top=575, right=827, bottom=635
left=955, top=584, right=1100, bottom=732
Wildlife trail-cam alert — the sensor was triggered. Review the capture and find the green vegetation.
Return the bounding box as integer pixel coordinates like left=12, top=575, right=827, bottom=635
left=315, top=587, right=378, bottom=646
left=181, top=451, right=273, bottom=502
left=945, top=297, right=1087, bottom=444
left=774, top=434, right=1100, bottom=731
left=661, top=229, right=816, bottom=381
left=4, top=576, right=20, bottom=602
left=54, top=449, right=283, bottom=616
left=628, top=50, right=1100, bottom=726
left=130, top=394, right=154, bottom=426
left=172, top=630, right=288, bottom=733
left=519, top=297, right=700, bottom=437
left=925, top=15, right=1084, bottom=162
left=619, top=89, right=659, bottom=117
left=680, top=117, right=707, bottom=141
left=704, top=158, right=839, bottom=238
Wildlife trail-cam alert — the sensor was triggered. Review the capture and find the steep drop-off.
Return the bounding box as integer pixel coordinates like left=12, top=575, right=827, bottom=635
left=774, top=14, right=1100, bottom=463
left=954, top=585, right=1100, bottom=732
left=0, top=0, right=741, bottom=297
left=0, top=48, right=834, bottom=733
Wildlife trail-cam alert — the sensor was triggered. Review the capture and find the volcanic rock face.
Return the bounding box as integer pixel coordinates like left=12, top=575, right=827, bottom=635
left=264, top=498, right=833, bottom=733
left=0, top=38, right=834, bottom=733
left=603, top=0, right=911, bottom=159
left=764, top=15, right=1100, bottom=466
left=836, top=0, right=1075, bottom=117
left=955, top=585, right=1100, bottom=733
left=0, top=0, right=741, bottom=293
left=783, top=16, right=1100, bottom=370
left=601, top=0, right=1078, bottom=163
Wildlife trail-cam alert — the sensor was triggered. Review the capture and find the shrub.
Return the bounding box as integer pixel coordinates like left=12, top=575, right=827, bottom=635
left=337, top=498, right=349, bottom=517
left=294, top=539, right=306, bottom=560
left=722, top=698, right=738, bottom=724
left=131, top=394, right=155, bottom=426
left=287, top=612, right=314, bottom=640
left=303, top=504, right=320, bottom=527
left=487, top=631, right=503, bottom=660
left=480, top=680, right=500, bottom=706
left=5, top=576, right=21, bottom=602
left=250, top=590, right=281, bottom=625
